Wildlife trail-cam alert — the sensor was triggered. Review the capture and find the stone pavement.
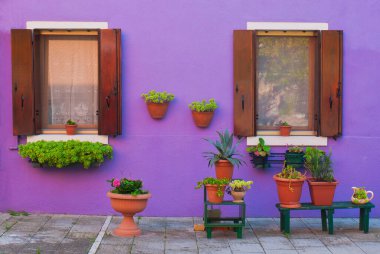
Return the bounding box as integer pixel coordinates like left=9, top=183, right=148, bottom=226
left=0, top=213, right=379, bottom=254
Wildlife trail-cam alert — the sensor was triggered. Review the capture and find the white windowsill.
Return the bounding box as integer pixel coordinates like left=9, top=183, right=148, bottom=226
left=27, top=135, right=108, bottom=144
left=247, top=136, right=327, bottom=147
left=246, top=22, right=328, bottom=30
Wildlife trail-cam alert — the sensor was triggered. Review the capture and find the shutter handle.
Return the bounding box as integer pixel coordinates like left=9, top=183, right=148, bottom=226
left=21, top=95, right=24, bottom=109
left=106, top=96, right=111, bottom=108
left=329, top=96, right=333, bottom=109
left=14, top=82, right=18, bottom=92
left=241, top=95, right=245, bottom=111
left=35, top=110, right=39, bottom=116
left=235, top=83, right=239, bottom=93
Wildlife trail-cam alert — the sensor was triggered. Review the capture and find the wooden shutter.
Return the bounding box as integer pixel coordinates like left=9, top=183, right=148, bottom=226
left=98, top=29, right=122, bottom=135
left=320, top=30, right=343, bottom=137
left=11, top=29, right=35, bottom=135
left=233, top=30, right=255, bottom=136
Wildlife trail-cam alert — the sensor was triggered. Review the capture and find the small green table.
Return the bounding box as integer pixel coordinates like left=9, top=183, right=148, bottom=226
left=203, top=188, right=246, bottom=239
left=276, top=201, right=375, bottom=235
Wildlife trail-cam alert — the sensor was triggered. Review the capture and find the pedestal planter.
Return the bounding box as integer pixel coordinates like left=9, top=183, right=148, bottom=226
left=215, top=160, right=234, bottom=180
left=65, top=124, right=77, bottom=135
left=279, top=126, right=291, bottom=136
left=285, top=151, right=304, bottom=168
left=231, top=191, right=246, bottom=203
left=146, top=102, right=169, bottom=119
left=274, top=175, right=306, bottom=208
left=307, top=178, right=338, bottom=206
left=205, top=184, right=226, bottom=203
left=191, top=111, right=214, bottom=128
left=107, top=192, right=151, bottom=237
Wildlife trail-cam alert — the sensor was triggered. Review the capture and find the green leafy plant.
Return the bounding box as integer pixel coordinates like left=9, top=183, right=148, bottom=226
left=288, top=146, right=303, bottom=153
left=203, top=129, right=245, bottom=167
left=246, top=138, right=271, bottom=157
left=353, top=187, right=368, bottom=200
left=277, top=164, right=304, bottom=180
left=18, top=140, right=113, bottom=169
left=188, top=99, right=218, bottom=112
left=141, top=90, right=175, bottom=103
left=304, top=147, right=334, bottom=182
left=66, top=119, right=76, bottom=125
left=107, top=178, right=148, bottom=196
left=279, top=120, right=290, bottom=126
left=8, top=210, right=29, bottom=216
left=195, top=177, right=230, bottom=197
left=228, top=180, right=253, bottom=192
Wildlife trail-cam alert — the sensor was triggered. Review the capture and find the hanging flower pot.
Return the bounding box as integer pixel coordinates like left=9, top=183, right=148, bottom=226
left=65, top=119, right=77, bottom=135
left=141, top=90, right=174, bottom=119
left=189, top=99, right=217, bottom=128
left=285, top=146, right=305, bottom=168
left=196, top=177, right=230, bottom=204
left=247, top=137, right=271, bottom=168
left=278, top=120, right=291, bottom=136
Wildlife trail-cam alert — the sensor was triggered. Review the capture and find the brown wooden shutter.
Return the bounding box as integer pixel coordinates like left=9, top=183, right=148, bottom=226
left=233, top=30, right=255, bottom=136
left=320, top=30, right=343, bottom=137
left=98, top=29, right=122, bottom=135
left=11, top=29, right=35, bottom=135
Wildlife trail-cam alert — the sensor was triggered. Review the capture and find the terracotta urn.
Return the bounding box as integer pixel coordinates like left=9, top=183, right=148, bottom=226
left=205, top=184, right=226, bottom=203
left=307, top=178, right=338, bottom=206
left=107, top=192, right=151, bottom=237
left=231, top=190, right=246, bottom=203
left=191, top=111, right=214, bottom=128
left=279, top=126, right=291, bottom=136
left=273, top=175, right=306, bottom=208
left=215, top=160, right=234, bottom=180
left=65, top=124, right=77, bottom=135
left=146, top=102, right=169, bottom=119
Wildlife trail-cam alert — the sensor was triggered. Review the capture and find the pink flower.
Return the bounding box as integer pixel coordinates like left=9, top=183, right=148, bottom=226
left=254, top=151, right=260, bottom=156
left=113, top=179, right=120, bottom=187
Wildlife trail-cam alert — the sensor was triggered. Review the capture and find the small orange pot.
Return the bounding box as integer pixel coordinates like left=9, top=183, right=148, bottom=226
left=191, top=111, right=214, bottom=128
left=146, top=102, right=169, bottom=119
left=215, top=160, right=234, bottom=180
left=279, top=126, right=291, bottom=136
left=307, top=178, right=338, bottom=206
left=273, top=175, right=306, bottom=208
left=65, top=124, right=77, bottom=135
left=107, top=192, right=151, bottom=237
left=231, top=190, right=246, bottom=203
left=205, top=184, right=226, bottom=203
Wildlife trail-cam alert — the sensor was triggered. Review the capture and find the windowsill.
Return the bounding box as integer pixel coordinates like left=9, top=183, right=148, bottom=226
left=27, top=134, right=108, bottom=144
left=247, top=136, right=327, bottom=146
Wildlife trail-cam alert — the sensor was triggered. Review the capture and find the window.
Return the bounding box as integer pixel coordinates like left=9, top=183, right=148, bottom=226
left=11, top=29, right=122, bottom=136
left=233, top=30, right=342, bottom=138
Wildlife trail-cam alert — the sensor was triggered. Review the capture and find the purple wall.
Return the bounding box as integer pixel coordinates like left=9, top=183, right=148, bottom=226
left=1, top=0, right=380, bottom=217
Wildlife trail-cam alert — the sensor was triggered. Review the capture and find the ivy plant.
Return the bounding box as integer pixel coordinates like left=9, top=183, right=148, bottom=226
left=141, top=90, right=175, bottom=103
left=18, top=140, right=113, bottom=169
left=195, top=177, right=230, bottom=197
left=188, top=99, right=218, bottom=112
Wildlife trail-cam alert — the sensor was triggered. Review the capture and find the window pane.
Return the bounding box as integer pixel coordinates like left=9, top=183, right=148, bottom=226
left=40, top=35, right=98, bottom=129
left=256, top=36, right=314, bottom=129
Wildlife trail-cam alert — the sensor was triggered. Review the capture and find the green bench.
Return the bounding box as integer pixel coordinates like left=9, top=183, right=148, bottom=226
left=276, top=201, right=375, bottom=235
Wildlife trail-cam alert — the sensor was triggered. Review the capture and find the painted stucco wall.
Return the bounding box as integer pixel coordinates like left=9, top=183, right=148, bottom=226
left=1, top=0, right=380, bottom=217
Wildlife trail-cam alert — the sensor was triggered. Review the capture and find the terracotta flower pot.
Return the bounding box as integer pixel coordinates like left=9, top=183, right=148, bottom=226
left=231, top=190, right=246, bottom=203
left=191, top=111, right=214, bottom=128
left=273, top=175, right=306, bottom=208
left=146, top=102, right=169, bottom=119
left=65, top=124, right=77, bottom=135
left=215, top=160, right=234, bottom=180
left=205, top=184, right=226, bottom=203
left=279, top=126, right=291, bottom=136
left=107, top=192, right=152, bottom=237
left=307, top=178, right=338, bottom=206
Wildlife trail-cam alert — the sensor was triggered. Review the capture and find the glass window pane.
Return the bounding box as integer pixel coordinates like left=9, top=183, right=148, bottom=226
left=256, top=36, right=314, bottom=129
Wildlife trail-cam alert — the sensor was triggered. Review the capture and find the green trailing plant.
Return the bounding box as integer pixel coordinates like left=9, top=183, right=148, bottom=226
left=107, top=178, right=148, bottom=196
left=277, top=164, right=304, bottom=180
left=353, top=187, right=368, bottom=200
left=288, top=146, right=303, bottom=153
left=141, top=90, right=175, bottom=103
left=195, top=177, right=230, bottom=197
left=188, top=99, right=218, bottom=112
left=66, top=119, right=76, bottom=125
left=203, top=129, right=245, bottom=167
left=228, top=180, right=253, bottom=192
left=18, top=140, right=113, bottom=169
left=246, top=138, right=271, bottom=157
left=279, top=120, right=290, bottom=126
left=304, top=147, right=334, bottom=182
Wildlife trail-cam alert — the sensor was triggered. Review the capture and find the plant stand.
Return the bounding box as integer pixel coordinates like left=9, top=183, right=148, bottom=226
left=203, top=187, right=246, bottom=239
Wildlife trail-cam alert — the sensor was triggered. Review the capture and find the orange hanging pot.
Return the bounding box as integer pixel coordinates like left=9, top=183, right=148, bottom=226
left=191, top=111, right=215, bottom=128
left=146, top=102, right=169, bottom=119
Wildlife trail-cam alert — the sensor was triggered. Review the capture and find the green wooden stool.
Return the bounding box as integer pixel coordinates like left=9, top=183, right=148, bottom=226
left=276, top=201, right=375, bottom=235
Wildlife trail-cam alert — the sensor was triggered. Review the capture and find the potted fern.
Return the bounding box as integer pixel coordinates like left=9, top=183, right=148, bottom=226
left=204, top=129, right=244, bottom=180
left=141, top=90, right=175, bottom=119
left=188, top=99, right=217, bottom=128
left=246, top=138, right=270, bottom=168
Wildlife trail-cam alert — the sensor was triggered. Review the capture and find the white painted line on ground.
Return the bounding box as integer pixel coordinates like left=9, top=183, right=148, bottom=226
left=88, top=216, right=112, bottom=254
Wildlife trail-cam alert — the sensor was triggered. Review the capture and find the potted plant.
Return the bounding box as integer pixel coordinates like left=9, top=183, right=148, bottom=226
left=278, top=120, right=291, bottom=136
left=141, top=90, right=175, bottom=119
left=107, top=178, right=151, bottom=237
left=246, top=138, right=270, bottom=168
left=351, top=187, right=374, bottom=205
left=204, top=129, right=244, bottom=180
left=188, top=99, right=218, bottom=128
left=65, top=119, right=77, bottom=135
left=304, top=147, right=338, bottom=206
left=227, top=180, right=253, bottom=203
left=285, top=146, right=304, bottom=168
left=273, top=164, right=306, bottom=208
left=196, top=177, right=230, bottom=203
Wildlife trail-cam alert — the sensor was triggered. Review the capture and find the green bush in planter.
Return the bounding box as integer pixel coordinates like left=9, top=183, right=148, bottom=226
left=18, top=140, right=113, bottom=169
